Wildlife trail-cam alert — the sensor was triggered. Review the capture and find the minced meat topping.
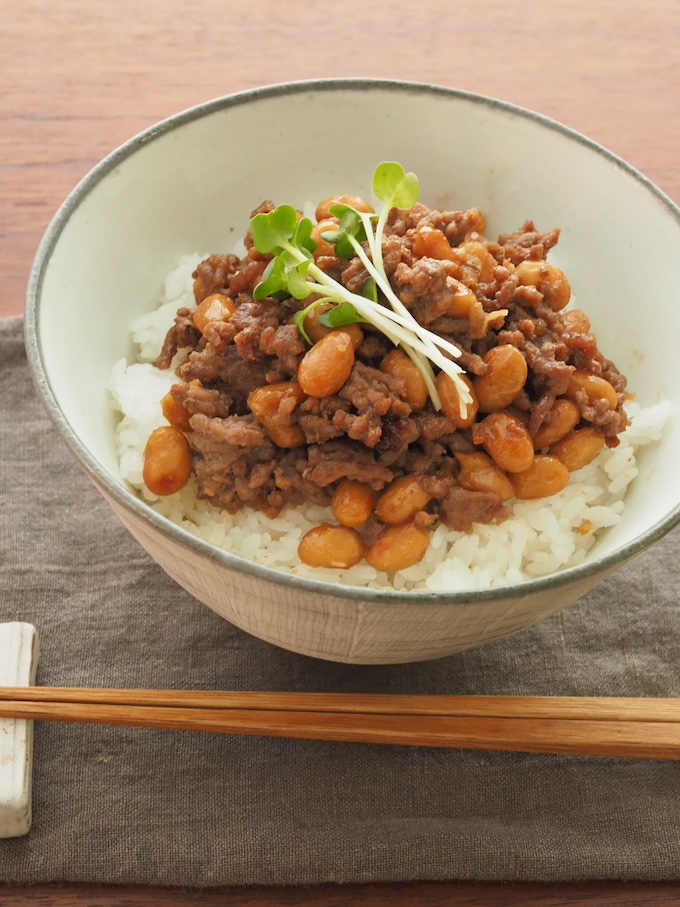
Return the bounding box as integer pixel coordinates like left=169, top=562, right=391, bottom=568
left=145, top=190, right=628, bottom=573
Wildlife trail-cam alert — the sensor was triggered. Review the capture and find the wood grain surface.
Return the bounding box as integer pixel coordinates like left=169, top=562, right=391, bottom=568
left=2, top=0, right=679, bottom=904
left=1, top=881, right=680, bottom=906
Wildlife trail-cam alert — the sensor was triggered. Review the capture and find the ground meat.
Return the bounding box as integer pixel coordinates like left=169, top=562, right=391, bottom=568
left=186, top=413, right=274, bottom=511
left=298, top=412, right=345, bottom=445
left=422, top=474, right=507, bottom=532
left=399, top=439, right=451, bottom=475
left=258, top=323, right=306, bottom=376
left=179, top=344, right=270, bottom=407
left=298, top=393, right=351, bottom=440
left=523, top=339, right=574, bottom=397
left=304, top=441, right=394, bottom=489
left=438, top=486, right=508, bottom=532
left=386, top=203, right=486, bottom=246
left=157, top=308, right=201, bottom=370
left=270, top=458, right=331, bottom=510
left=229, top=297, right=288, bottom=362
left=150, top=196, right=630, bottom=567
left=494, top=221, right=561, bottom=264
left=341, top=257, right=371, bottom=294
left=171, top=381, right=232, bottom=420
left=527, top=390, right=556, bottom=435
left=375, top=417, right=421, bottom=466
left=354, top=332, right=394, bottom=362
left=340, top=362, right=411, bottom=417
left=229, top=254, right=270, bottom=296
left=382, top=234, right=415, bottom=273
left=192, top=254, right=241, bottom=303
left=413, top=411, right=457, bottom=441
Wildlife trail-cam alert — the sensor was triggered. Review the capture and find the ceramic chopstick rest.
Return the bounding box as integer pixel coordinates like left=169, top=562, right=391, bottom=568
left=0, top=623, right=39, bottom=837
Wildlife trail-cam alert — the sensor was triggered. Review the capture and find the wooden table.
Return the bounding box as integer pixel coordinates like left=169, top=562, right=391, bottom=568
left=2, top=1, right=679, bottom=903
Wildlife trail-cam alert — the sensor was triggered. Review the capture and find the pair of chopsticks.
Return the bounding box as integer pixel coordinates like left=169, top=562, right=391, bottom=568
left=0, top=687, right=678, bottom=760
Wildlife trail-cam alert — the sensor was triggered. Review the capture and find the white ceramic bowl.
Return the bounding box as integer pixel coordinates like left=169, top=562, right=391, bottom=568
left=26, top=79, right=680, bottom=664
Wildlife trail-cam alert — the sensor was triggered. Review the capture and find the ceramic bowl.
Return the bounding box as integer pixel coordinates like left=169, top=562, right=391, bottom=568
left=25, top=79, right=680, bottom=664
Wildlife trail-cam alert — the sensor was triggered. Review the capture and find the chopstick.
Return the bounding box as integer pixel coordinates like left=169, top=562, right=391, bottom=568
left=0, top=688, right=678, bottom=760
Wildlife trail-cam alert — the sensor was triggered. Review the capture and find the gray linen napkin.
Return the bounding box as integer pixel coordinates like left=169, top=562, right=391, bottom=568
left=0, top=315, right=679, bottom=885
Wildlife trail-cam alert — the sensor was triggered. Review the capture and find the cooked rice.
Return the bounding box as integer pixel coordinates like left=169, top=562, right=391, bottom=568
left=108, top=255, right=671, bottom=592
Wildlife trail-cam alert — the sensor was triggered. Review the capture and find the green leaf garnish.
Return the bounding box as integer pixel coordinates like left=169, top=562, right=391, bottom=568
left=253, top=256, right=288, bottom=300
left=327, top=204, right=368, bottom=240
left=320, top=205, right=368, bottom=260
left=318, top=301, right=368, bottom=329
left=287, top=260, right=314, bottom=300
left=292, top=296, right=335, bottom=344
left=373, top=162, right=420, bottom=210
left=292, top=216, right=316, bottom=256
left=292, top=308, right=312, bottom=344
left=250, top=163, right=471, bottom=415
left=250, top=204, right=299, bottom=254
left=361, top=277, right=378, bottom=303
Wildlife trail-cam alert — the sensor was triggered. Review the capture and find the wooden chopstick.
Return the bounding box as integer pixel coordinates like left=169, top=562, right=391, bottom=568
left=0, top=688, right=678, bottom=760
left=1, top=687, right=679, bottom=720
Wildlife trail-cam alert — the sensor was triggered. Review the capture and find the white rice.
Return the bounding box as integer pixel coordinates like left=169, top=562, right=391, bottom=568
left=108, top=255, right=672, bottom=592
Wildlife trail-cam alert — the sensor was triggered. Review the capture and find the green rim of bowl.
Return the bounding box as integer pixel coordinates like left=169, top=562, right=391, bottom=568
left=24, top=77, right=680, bottom=606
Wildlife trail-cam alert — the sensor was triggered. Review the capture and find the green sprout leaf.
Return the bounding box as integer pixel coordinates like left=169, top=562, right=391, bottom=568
left=250, top=204, right=299, bottom=254
left=293, top=216, right=316, bottom=256
left=292, top=296, right=333, bottom=344
left=320, top=204, right=369, bottom=259
left=361, top=277, right=378, bottom=303
left=328, top=204, right=368, bottom=241
left=287, top=260, right=314, bottom=300
left=373, top=161, right=419, bottom=210
left=253, top=256, right=288, bottom=300
left=292, top=308, right=312, bottom=344
left=331, top=236, right=355, bottom=261
left=318, top=301, right=368, bottom=329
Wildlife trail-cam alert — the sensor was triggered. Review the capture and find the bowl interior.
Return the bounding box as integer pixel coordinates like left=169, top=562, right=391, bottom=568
left=30, top=81, right=680, bottom=579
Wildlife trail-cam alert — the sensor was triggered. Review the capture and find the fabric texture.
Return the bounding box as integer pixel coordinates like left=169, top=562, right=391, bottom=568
left=0, top=315, right=678, bottom=885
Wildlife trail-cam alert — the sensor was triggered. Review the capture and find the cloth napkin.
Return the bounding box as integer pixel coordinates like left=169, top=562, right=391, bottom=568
left=0, top=315, right=678, bottom=886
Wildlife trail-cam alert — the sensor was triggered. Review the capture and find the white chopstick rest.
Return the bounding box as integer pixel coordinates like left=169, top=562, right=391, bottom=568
left=0, top=622, right=39, bottom=838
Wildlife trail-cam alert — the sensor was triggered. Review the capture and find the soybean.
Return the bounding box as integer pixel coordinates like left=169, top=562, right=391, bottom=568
left=310, top=218, right=340, bottom=262
left=375, top=475, right=431, bottom=525
left=437, top=372, right=479, bottom=429
left=161, top=391, right=192, bottom=432
left=457, top=240, right=497, bottom=284
left=474, top=344, right=528, bottom=412
left=561, top=309, right=591, bottom=333
left=143, top=426, right=193, bottom=496
left=516, top=260, right=571, bottom=311
left=380, top=349, right=428, bottom=410
left=331, top=480, right=376, bottom=528
left=550, top=428, right=606, bottom=472
left=192, top=293, right=236, bottom=334
left=510, top=455, right=570, bottom=500
left=366, top=522, right=430, bottom=573
left=532, top=398, right=581, bottom=449
left=446, top=283, right=478, bottom=318
left=566, top=370, right=618, bottom=410
left=471, top=412, right=535, bottom=474
left=298, top=331, right=355, bottom=397
left=248, top=382, right=306, bottom=448
left=413, top=225, right=458, bottom=262
left=298, top=524, right=365, bottom=569
left=456, top=452, right=514, bottom=502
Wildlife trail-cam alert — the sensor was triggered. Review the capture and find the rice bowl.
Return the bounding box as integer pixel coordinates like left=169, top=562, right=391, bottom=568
left=25, top=80, right=680, bottom=662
